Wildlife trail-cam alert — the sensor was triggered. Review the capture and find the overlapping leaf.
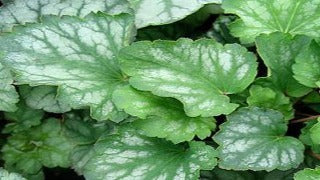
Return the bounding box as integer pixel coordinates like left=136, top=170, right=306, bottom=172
left=20, top=85, right=71, bottom=113
left=83, top=126, right=217, bottom=180
left=0, top=13, right=135, bottom=121
left=120, top=38, right=257, bottom=117
left=293, top=41, right=320, bottom=88
left=0, top=0, right=131, bottom=32
left=213, top=107, right=305, bottom=171
left=222, top=0, right=320, bottom=43
left=113, top=86, right=216, bottom=143
left=0, top=62, right=19, bottom=112
left=256, top=33, right=311, bottom=97
left=2, top=119, right=74, bottom=177
left=129, top=0, right=221, bottom=28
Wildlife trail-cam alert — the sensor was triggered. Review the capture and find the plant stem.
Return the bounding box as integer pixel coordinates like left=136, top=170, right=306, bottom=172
left=290, top=115, right=320, bottom=124
left=309, top=150, right=320, bottom=161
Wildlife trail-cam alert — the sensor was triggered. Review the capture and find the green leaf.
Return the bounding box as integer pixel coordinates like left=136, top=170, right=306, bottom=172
left=247, top=85, right=294, bottom=121
left=113, top=86, right=216, bottom=143
left=0, top=62, right=19, bottom=112
left=19, top=85, right=71, bottom=113
left=0, top=13, right=135, bottom=121
left=129, top=0, right=220, bottom=28
left=294, top=167, right=320, bottom=180
left=299, top=120, right=320, bottom=154
left=120, top=38, right=257, bottom=117
left=2, top=118, right=74, bottom=176
left=222, top=0, right=320, bottom=43
left=213, top=107, right=305, bottom=171
left=293, top=41, right=320, bottom=88
left=310, top=119, right=320, bottom=145
left=63, top=113, right=112, bottom=174
left=201, top=168, right=256, bottom=180
left=3, top=102, right=44, bottom=133
left=0, top=0, right=131, bottom=32
left=0, top=168, right=26, bottom=180
left=82, top=126, right=217, bottom=180
left=256, top=32, right=311, bottom=97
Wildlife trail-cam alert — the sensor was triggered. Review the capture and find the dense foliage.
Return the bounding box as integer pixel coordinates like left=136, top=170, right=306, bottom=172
left=0, top=0, right=320, bottom=179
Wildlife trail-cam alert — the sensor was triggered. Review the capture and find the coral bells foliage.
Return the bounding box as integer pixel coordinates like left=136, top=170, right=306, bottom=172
left=1, top=0, right=320, bottom=179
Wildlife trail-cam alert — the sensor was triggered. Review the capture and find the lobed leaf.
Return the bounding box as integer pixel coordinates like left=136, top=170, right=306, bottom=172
left=213, top=107, right=305, bottom=171
left=113, top=86, right=216, bottom=143
left=82, top=126, right=217, bottom=180
left=120, top=38, right=257, bottom=117
left=0, top=13, right=135, bottom=121
left=222, top=0, right=320, bottom=43
left=294, top=167, right=320, bottom=180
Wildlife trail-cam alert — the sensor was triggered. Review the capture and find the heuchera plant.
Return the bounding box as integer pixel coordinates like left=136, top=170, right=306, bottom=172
left=0, top=0, right=320, bottom=179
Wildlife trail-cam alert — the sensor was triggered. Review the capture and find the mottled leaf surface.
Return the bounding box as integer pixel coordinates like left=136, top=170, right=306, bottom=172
left=0, top=13, right=135, bottom=121
left=120, top=38, right=257, bottom=117
left=0, top=168, right=26, bottom=180
left=129, top=0, right=221, bottom=28
left=294, top=167, right=320, bottom=180
left=222, top=0, right=320, bottom=43
left=0, top=0, right=131, bottom=32
left=113, top=86, right=216, bottom=143
left=83, top=126, right=217, bottom=180
left=0, top=62, right=19, bottom=112
left=2, top=119, right=74, bottom=176
left=256, top=33, right=311, bottom=97
left=293, top=41, right=320, bottom=88
left=20, top=85, right=71, bottom=113
left=213, top=107, right=304, bottom=171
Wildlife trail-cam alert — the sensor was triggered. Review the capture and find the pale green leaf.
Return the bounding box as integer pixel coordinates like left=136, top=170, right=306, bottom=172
left=0, top=13, right=135, bottom=121
left=129, top=0, right=221, bottom=28
left=113, top=86, right=216, bottom=143
left=299, top=120, right=320, bottom=154
left=294, top=167, right=320, bottom=180
left=0, top=168, right=26, bottom=180
left=120, top=38, right=257, bottom=117
left=0, top=0, right=131, bottom=32
left=19, top=85, right=71, bottom=113
left=293, top=41, right=320, bottom=88
left=256, top=32, right=311, bottom=97
left=3, top=102, right=44, bottom=133
left=83, top=126, right=217, bottom=180
left=247, top=85, right=294, bottom=121
left=222, top=0, right=320, bottom=43
left=0, top=62, right=19, bottom=112
left=213, top=107, right=305, bottom=171
left=2, top=118, right=74, bottom=176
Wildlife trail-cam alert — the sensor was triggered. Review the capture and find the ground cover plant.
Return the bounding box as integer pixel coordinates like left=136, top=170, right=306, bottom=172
left=0, top=0, right=320, bottom=179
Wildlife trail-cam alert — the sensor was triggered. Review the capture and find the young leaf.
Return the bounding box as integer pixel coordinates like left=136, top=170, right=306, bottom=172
left=82, top=126, right=217, bottom=180
left=294, top=167, right=320, bottom=180
left=3, top=102, right=44, bottom=133
left=213, top=107, right=305, bottom=171
left=113, top=86, right=216, bottom=143
left=129, top=0, right=221, bottom=28
left=0, top=0, right=131, bottom=32
left=0, top=168, right=26, bottom=180
left=19, top=85, right=71, bottom=113
left=247, top=85, right=294, bottom=121
left=0, top=62, right=19, bottom=112
left=2, top=118, right=74, bottom=176
left=0, top=13, right=135, bottom=121
left=120, top=38, right=257, bottom=117
left=222, top=0, right=320, bottom=43
left=256, top=32, right=311, bottom=97
left=299, top=120, right=320, bottom=154
left=293, top=41, right=320, bottom=88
